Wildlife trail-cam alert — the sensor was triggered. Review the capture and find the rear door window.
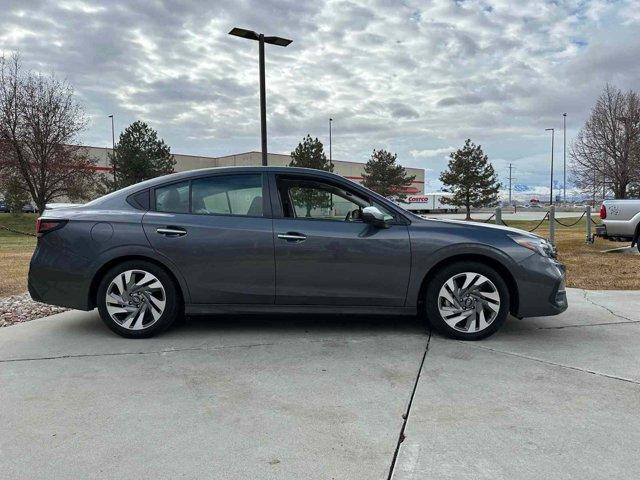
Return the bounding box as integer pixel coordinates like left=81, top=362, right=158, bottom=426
left=191, top=174, right=264, bottom=217
left=155, top=181, right=190, bottom=213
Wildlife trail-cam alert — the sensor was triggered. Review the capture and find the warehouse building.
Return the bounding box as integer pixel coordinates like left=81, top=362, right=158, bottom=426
left=84, top=147, right=425, bottom=195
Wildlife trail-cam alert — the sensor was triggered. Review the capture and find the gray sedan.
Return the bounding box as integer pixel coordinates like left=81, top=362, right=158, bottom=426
left=28, top=166, right=567, bottom=339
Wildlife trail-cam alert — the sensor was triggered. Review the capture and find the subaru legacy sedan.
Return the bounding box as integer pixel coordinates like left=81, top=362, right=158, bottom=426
left=29, top=167, right=567, bottom=339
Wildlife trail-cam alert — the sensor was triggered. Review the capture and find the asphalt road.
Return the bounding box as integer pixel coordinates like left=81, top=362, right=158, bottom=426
left=1, top=288, right=639, bottom=479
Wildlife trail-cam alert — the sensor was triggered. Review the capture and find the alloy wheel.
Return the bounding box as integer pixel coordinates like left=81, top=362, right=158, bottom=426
left=105, top=269, right=166, bottom=330
left=437, top=272, right=501, bottom=333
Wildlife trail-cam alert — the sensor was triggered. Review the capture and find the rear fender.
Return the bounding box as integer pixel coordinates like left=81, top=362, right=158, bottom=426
left=87, top=245, right=192, bottom=308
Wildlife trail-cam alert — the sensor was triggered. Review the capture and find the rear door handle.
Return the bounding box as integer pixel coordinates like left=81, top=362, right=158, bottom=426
left=156, top=227, right=187, bottom=237
left=277, top=232, right=307, bottom=242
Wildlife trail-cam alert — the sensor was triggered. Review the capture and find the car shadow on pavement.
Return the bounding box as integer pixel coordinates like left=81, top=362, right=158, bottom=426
left=46, top=309, right=427, bottom=340
left=173, top=313, right=426, bottom=336
left=426, top=314, right=562, bottom=343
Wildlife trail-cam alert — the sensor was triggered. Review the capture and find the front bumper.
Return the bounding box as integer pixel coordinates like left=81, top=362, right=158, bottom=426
left=515, top=254, right=567, bottom=318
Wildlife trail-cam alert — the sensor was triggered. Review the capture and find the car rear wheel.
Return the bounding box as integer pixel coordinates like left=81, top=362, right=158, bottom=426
left=425, top=261, right=510, bottom=340
left=97, top=260, right=181, bottom=338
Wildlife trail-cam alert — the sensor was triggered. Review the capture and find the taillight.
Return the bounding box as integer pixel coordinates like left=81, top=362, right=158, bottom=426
left=599, top=204, right=607, bottom=219
left=36, top=218, right=68, bottom=237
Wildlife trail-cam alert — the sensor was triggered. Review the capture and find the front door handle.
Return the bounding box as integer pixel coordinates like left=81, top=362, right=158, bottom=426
left=278, top=232, right=307, bottom=242
left=156, top=227, right=187, bottom=237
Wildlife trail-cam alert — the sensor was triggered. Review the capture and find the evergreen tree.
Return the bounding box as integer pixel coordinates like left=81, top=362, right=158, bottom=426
left=439, top=139, right=501, bottom=220
left=289, top=135, right=333, bottom=172
left=105, top=121, right=176, bottom=190
left=289, top=135, right=333, bottom=216
left=361, top=149, right=416, bottom=201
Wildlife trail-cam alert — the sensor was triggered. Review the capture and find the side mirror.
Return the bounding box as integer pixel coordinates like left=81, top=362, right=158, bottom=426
left=361, top=206, right=391, bottom=228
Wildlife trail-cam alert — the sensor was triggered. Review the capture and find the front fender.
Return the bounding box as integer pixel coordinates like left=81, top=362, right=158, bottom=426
left=405, top=241, right=524, bottom=308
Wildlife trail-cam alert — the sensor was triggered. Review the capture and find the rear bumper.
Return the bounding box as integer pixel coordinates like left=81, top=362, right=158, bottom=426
left=595, top=223, right=634, bottom=242
left=515, top=254, right=568, bottom=318
left=595, top=225, right=607, bottom=237
left=28, top=241, right=93, bottom=311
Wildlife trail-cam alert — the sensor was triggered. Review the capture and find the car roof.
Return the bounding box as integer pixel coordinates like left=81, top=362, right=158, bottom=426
left=85, top=166, right=359, bottom=208
left=136, top=166, right=344, bottom=187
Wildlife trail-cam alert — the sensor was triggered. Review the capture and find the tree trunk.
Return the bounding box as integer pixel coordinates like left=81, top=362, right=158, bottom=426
left=465, top=204, right=471, bottom=220
left=35, top=196, right=47, bottom=215
left=615, top=183, right=627, bottom=199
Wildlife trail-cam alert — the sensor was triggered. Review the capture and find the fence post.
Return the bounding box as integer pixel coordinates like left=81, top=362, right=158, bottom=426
left=586, top=205, right=592, bottom=243
left=495, top=206, right=502, bottom=225
left=549, top=205, right=555, bottom=246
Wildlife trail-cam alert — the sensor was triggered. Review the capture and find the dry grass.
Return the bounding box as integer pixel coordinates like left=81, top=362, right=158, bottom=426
left=0, top=214, right=37, bottom=297
left=0, top=214, right=638, bottom=299
left=503, top=217, right=640, bottom=290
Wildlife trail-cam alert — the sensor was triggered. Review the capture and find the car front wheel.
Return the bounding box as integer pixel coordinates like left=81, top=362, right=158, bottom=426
left=425, top=261, right=510, bottom=340
left=97, top=260, right=181, bottom=338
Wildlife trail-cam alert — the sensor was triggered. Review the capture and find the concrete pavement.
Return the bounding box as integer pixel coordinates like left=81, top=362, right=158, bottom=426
left=1, top=288, right=639, bottom=479
left=393, top=288, right=640, bottom=479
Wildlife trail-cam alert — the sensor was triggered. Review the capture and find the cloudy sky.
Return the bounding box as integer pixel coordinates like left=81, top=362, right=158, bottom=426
left=1, top=0, right=639, bottom=195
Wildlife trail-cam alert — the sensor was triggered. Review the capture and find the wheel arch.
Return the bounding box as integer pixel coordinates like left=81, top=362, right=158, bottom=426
left=88, top=254, right=187, bottom=310
left=416, top=253, right=519, bottom=316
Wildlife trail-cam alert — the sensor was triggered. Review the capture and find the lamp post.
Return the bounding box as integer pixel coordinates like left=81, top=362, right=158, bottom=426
left=545, top=128, right=555, bottom=205
left=329, top=117, right=333, bottom=168
left=562, top=113, right=567, bottom=203
left=108, top=114, right=116, bottom=186
left=229, top=27, right=292, bottom=166
left=508, top=163, right=514, bottom=207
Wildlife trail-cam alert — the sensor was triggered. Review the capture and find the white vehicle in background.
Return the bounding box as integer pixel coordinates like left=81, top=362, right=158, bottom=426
left=595, top=199, right=640, bottom=252
left=400, top=193, right=459, bottom=214
left=44, top=202, right=84, bottom=211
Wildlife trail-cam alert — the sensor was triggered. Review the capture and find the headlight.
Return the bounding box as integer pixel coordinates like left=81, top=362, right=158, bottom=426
left=508, top=234, right=556, bottom=258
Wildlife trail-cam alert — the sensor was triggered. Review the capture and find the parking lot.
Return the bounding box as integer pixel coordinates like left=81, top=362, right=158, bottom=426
left=2, top=288, right=639, bottom=480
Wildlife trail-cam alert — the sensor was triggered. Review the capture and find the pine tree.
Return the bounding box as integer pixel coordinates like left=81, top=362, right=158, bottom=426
left=105, top=121, right=176, bottom=190
left=289, top=135, right=333, bottom=172
left=289, top=135, right=333, bottom=216
left=439, top=139, right=501, bottom=220
left=361, top=149, right=416, bottom=201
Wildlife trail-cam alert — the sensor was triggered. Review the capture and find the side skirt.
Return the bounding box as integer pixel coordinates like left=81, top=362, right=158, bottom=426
left=185, top=304, right=417, bottom=316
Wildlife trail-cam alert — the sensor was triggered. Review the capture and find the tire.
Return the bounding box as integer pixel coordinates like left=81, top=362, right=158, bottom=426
left=96, top=260, right=181, bottom=338
left=425, top=261, right=510, bottom=340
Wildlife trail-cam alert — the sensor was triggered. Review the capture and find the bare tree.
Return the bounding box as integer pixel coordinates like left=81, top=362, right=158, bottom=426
left=571, top=84, right=640, bottom=199
left=0, top=53, right=96, bottom=212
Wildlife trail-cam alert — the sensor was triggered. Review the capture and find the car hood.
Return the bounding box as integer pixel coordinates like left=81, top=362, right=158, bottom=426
left=420, top=217, right=543, bottom=239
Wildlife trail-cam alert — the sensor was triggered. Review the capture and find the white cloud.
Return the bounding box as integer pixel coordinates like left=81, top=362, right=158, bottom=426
left=410, top=147, right=456, bottom=158
left=0, top=0, right=637, bottom=189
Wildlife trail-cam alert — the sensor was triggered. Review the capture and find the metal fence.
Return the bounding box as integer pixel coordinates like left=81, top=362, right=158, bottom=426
left=491, top=205, right=597, bottom=245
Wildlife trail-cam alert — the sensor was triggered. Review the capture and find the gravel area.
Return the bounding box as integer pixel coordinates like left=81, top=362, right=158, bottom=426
left=0, top=293, right=68, bottom=327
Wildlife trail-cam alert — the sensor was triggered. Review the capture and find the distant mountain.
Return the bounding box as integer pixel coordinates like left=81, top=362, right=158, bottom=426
left=513, top=183, right=530, bottom=192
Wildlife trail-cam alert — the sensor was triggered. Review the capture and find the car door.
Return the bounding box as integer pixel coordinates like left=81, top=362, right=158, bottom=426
left=270, top=174, right=411, bottom=306
left=142, top=173, right=275, bottom=305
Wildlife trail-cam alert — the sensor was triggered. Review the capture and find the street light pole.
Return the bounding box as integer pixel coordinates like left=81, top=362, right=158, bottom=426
left=108, top=114, right=116, bottom=186
left=545, top=128, right=555, bottom=205
left=229, top=27, right=292, bottom=167
left=563, top=113, right=567, bottom=203
left=258, top=34, right=267, bottom=166
left=329, top=118, right=333, bottom=168
left=508, top=163, right=514, bottom=206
